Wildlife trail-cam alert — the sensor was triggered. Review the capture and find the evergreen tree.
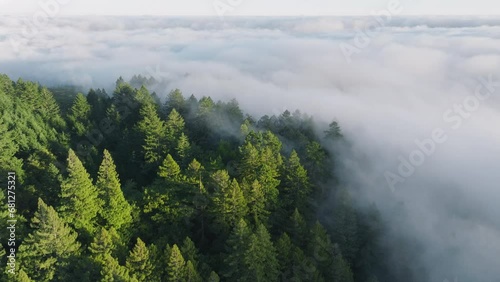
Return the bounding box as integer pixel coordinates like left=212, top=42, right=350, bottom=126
left=223, top=219, right=251, bottom=280
left=126, top=238, right=155, bottom=282
left=180, top=237, right=200, bottom=269
left=19, top=199, right=80, bottom=282
left=15, top=269, right=33, bottom=282
left=245, top=180, right=269, bottom=225
left=67, top=93, right=92, bottom=137
left=176, top=133, right=190, bottom=162
left=100, top=253, right=136, bottom=282
left=0, top=121, right=23, bottom=178
left=158, top=154, right=181, bottom=180
left=239, top=131, right=282, bottom=209
left=331, top=188, right=359, bottom=264
left=184, top=260, right=202, bottom=282
left=207, top=271, right=220, bottom=282
left=136, top=103, right=167, bottom=165
left=212, top=177, right=248, bottom=232
left=287, top=209, right=308, bottom=248
left=96, top=150, right=132, bottom=229
left=165, top=109, right=185, bottom=145
left=331, top=245, right=354, bottom=282
left=282, top=150, right=311, bottom=212
left=164, top=89, right=186, bottom=116
left=242, top=224, right=279, bottom=282
left=89, top=227, right=120, bottom=261
left=167, top=244, right=185, bottom=282
left=187, top=158, right=204, bottom=186
left=275, top=232, right=313, bottom=281
left=308, top=221, right=335, bottom=280
left=324, top=121, right=342, bottom=139
left=59, top=149, right=101, bottom=235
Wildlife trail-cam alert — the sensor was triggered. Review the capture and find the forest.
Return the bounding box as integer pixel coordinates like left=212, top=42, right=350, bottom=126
left=0, top=74, right=386, bottom=282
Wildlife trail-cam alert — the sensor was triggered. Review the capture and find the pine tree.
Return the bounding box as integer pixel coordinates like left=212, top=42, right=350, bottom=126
left=165, top=109, right=185, bottom=145
left=331, top=188, right=358, bottom=264
left=89, top=227, right=120, bottom=261
left=242, top=224, right=279, bottom=282
left=184, top=260, right=202, bottom=282
left=207, top=271, right=220, bottom=282
left=282, top=150, right=311, bottom=212
left=276, top=232, right=293, bottom=275
left=245, top=180, right=269, bottom=225
left=167, top=244, right=185, bottom=282
left=96, top=150, right=132, bottom=229
left=239, top=131, right=282, bottom=209
left=288, top=209, right=308, bottom=248
left=100, top=253, right=136, bottom=282
left=331, top=245, right=354, bottom=282
left=187, top=158, right=204, bottom=186
left=126, top=238, right=155, bottom=282
left=180, top=237, right=200, bottom=269
left=164, top=89, right=186, bottom=116
left=223, top=219, right=251, bottom=280
left=59, top=149, right=101, bottom=235
left=0, top=120, right=23, bottom=178
left=158, top=154, right=181, bottom=180
left=324, top=121, right=342, bottom=139
left=176, top=133, right=190, bottom=162
left=19, top=198, right=80, bottom=282
left=276, top=232, right=321, bottom=281
left=16, top=269, right=33, bottom=282
left=212, top=175, right=248, bottom=232
left=67, top=93, right=92, bottom=137
left=136, top=103, right=167, bottom=165
left=308, top=221, right=335, bottom=280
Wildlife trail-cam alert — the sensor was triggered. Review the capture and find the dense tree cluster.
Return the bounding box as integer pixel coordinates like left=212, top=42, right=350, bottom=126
left=0, top=74, right=386, bottom=281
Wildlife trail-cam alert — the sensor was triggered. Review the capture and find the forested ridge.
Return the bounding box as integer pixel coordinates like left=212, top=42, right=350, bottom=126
left=0, top=74, right=386, bottom=282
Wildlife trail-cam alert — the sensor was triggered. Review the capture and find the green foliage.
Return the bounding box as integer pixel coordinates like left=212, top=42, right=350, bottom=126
left=19, top=199, right=80, bottom=281
left=331, top=188, right=359, bottom=264
left=244, top=180, right=269, bottom=226
left=3, top=76, right=383, bottom=282
left=96, top=150, right=132, bottom=229
left=281, top=150, right=311, bottom=212
left=89, top=227, right=121, bottom=261
left=165, top=109, right=185, bottom=146
left=167, top=244, right=185, bottom=282
left=67, top=93, right=92, bottom=137
left=223, top=219, right=251, bottom=280
left=0, top=120, right=23, bottom=179
left=158, top=154, right=181, bottom=180
left=242, top=224, right=279, bottom=282
left=164, top=89, right=187, bottom=116
left=184, top=260, right=202, bottom=282
left=136, top=103, right=167, bottom=165
left=126, top=238, right=155, bottom=282
left=211, top=174, right=248, bottom=233
left=59, top=149, right=101, bottom=235
left=239, top=131, right=282, bottom=209
left=100, top=253, right=136, bottom=282
left=325, top=120, right=342, bottom=139
left=207, top=271, right=220, bottom=282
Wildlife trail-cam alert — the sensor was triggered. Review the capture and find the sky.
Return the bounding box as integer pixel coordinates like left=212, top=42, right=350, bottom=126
left=1, top=0, right=500, bottom=16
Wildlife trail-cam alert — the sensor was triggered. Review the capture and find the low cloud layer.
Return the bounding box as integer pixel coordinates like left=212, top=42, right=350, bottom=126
left=1, top=16, right=500, bottom=282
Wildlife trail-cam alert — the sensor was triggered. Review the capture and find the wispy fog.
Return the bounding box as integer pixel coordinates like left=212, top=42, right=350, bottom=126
left=1, top=16, right=500, bottom=281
